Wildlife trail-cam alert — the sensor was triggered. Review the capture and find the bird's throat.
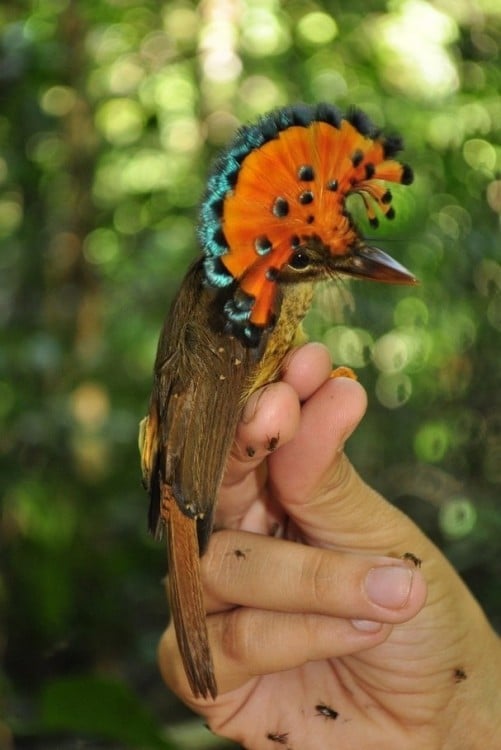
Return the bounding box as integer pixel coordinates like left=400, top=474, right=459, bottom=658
left=243, top=281, right=314, bottom=399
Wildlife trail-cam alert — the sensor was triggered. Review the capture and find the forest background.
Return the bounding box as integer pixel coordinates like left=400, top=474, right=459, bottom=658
left=1, top=0, right=500, bottom=748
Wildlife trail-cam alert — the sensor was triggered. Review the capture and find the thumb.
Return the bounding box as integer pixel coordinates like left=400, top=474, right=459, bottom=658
left=269, top=376, right=422, bottom=556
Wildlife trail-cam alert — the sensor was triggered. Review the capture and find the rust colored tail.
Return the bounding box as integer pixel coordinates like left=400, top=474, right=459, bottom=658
left=167, top=497, right=217, bottom=700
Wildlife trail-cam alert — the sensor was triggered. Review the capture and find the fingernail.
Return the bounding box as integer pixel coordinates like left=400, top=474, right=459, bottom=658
left=365, top=566, right=413, bottom=609
left=351, top=619, right=383, bottom=633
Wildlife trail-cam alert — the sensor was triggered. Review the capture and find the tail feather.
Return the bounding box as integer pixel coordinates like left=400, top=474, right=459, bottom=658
left=167, top=496, right=217, bottom=700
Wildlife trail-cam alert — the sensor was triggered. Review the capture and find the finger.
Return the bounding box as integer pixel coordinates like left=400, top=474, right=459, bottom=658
left=202, top=530, right=426, bottom=623
left=269, top=377, right=430, bottom=556
left=224, top=342, right=333, bottom=480
left=226, top=381, right=300, bottom=476
left=216, top=381, right=300, bottom=531
left=216, top=343, right=336, bottom=530
left=159, top=608, right=392, bottom=700
left=280, top=342, right=333, bottom=400
left=270, top=375, right=367, bottom=503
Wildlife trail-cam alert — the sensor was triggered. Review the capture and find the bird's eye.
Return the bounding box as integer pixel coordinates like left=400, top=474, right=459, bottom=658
left=288, top=251, right=311, bottom=270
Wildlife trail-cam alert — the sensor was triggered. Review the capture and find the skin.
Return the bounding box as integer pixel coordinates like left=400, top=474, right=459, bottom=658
left=159, top=343, right=501, bottom=750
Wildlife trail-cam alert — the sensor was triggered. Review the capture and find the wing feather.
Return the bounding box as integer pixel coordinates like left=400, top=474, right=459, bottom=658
left=143, top=257, right=256, bottom=547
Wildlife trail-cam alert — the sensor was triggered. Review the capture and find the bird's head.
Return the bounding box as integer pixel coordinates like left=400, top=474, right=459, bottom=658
left=199, top=103, right=417, bottom=348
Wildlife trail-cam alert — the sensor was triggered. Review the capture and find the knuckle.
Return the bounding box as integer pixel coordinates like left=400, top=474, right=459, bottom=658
left=305, top=549, right=339, bottom=610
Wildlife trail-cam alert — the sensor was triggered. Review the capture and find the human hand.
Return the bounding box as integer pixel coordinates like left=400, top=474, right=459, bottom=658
left=159, top=343, right=501, bottom=749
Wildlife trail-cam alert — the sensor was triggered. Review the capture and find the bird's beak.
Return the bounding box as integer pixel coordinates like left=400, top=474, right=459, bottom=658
left=336, top=245, right=418, bottom=285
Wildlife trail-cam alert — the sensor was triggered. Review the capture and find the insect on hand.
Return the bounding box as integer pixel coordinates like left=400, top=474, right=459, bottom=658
left=266, top=731, right=289, bottom=745
left=402, top=551, right=422, bottom=568
left=139, top=102, right=417, bottom=699
left=315, top=703, right=339, bottom=720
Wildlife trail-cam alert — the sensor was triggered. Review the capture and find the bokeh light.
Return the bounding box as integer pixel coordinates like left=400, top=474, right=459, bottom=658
left=95, top=97, right=145, bottom=145
left=240, top=6, right=291, bottom=57
left=296, top=11, right=338, bottom=46
left=371, top=0, right=460, bottom=98
left=324, top=326, right=374, bottom=368
left=439, top=497, right=477, bottom=539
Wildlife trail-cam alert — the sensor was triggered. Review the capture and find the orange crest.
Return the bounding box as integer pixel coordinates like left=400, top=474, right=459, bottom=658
left=199, top=104, right=413, bottom=346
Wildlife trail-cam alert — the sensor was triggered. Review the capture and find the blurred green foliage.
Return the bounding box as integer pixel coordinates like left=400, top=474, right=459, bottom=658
left=1, top=0, right=500, bottom=747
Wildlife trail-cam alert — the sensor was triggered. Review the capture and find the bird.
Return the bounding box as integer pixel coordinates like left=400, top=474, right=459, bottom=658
left=139, top=102, right=417, bottom=700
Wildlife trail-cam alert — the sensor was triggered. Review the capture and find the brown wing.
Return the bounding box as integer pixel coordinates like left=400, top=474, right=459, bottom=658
left=141, top=257, right=255, bottom=550
left=139, top=258, right=256, bottom=699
